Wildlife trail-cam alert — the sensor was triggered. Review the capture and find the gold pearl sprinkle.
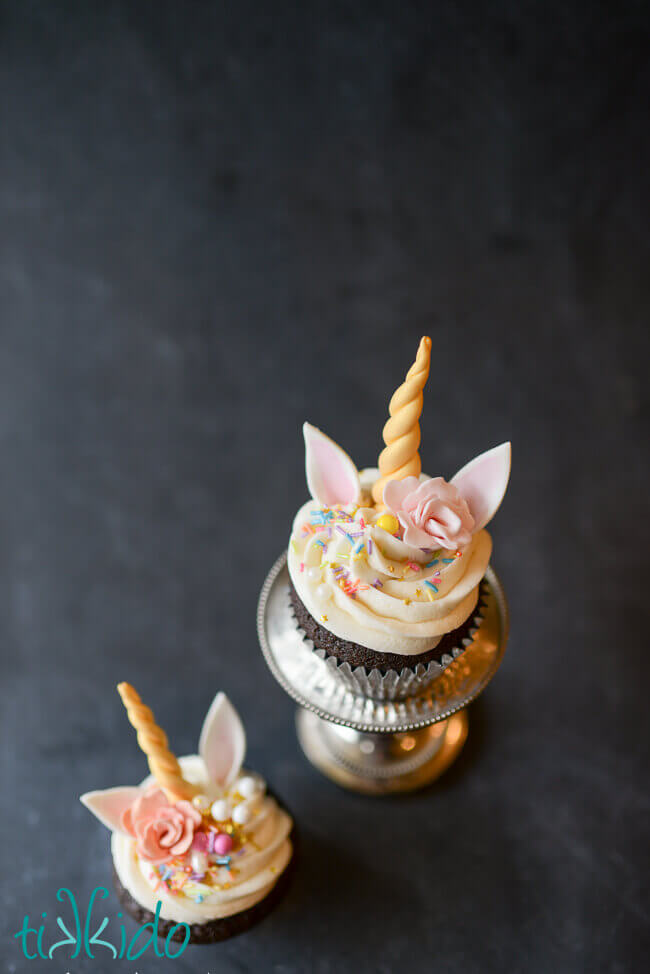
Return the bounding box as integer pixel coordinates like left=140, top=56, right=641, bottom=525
left=321, top=614, right=328, bottom=622
left=415, top=588, right=422, bottom=597
left=404, top=598, right=411, bottom=605
left=387, top=565, right=394, bottom=572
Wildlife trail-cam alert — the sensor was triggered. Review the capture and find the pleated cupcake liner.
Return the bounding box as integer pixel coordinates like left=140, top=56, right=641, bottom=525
left=289, top=586, right=487, bottom=702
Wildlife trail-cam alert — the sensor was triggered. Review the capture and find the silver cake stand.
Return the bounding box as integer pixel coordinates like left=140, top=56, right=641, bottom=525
left=257, top=552, right=509, bottom=794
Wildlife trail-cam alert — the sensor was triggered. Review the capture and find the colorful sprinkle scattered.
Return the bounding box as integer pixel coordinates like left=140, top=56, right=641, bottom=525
left=367, top=538, right=373, bottom=555
left=335, top=509, right=354, bottom=521
left=336, top=525, right=355, bottom=544
left=424, top=580, right=439, bottom=594
left=372, top=578, right=383, bottom=588
left=425, top=559, right=439, bottom=567
left=310, top=509, right=334, bottom=525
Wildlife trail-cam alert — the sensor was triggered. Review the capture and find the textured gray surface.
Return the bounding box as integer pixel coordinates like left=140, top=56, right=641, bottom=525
left=1, top=1, right=649, bottom=972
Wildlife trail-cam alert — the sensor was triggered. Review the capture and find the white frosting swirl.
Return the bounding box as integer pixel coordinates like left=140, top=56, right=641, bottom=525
left=288, top=469, right=491, bottom=656
left=112, top=756, right=292, bottom=924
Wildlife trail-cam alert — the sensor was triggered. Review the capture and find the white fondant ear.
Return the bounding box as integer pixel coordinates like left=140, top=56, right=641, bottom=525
left=80, top=786, right=141, bottom=834
left=199, top=693, right=246, bottom=790
left=304, top=423, right=361, bottom=507
left=451, top=442, right=511, bottom=532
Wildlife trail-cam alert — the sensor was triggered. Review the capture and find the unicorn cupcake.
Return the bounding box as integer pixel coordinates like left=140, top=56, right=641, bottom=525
left=288, top=336, right=511, bottom=700
left=81, top=684, right=295, bottom=945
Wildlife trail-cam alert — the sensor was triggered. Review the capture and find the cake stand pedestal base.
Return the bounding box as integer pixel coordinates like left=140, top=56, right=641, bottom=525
left=296, top=707, right=468, bottom=794
left=257, top=552, right=508, bottom=796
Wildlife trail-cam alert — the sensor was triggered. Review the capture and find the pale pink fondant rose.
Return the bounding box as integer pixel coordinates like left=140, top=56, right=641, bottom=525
left=383, top=476, right=475, bottom=550
left=121, top=787, right=202, bottom=864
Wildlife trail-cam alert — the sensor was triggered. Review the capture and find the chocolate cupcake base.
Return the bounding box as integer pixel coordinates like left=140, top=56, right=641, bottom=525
left=113, top=806, right=297, bottom=945
left=289, top=580, right=488, bottom=701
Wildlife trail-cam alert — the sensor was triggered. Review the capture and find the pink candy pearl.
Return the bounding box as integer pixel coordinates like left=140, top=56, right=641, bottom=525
left=213, top=833, right=233, bottom=855
left=191, top=832, right=209, bottom=852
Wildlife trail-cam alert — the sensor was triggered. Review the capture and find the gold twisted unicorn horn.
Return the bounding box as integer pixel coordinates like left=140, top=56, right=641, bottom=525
left=371, top=336, right=432, bottom=506
left=117, top=682, right=198, bottom=801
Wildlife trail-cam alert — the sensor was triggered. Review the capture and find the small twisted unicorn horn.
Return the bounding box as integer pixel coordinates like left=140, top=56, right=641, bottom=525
left=116, top=682, right=198, bottom=801
left=371, top=336, right=432, bottom=506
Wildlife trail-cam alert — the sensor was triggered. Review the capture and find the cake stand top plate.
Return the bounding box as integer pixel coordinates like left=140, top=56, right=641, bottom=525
left=257, top=552, right=509, bottom=734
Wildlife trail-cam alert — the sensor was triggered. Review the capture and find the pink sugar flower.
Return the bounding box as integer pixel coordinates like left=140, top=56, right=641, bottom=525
left=383, top=476, right=475, bottom=551
left=121, top=787, right=202, bottom=864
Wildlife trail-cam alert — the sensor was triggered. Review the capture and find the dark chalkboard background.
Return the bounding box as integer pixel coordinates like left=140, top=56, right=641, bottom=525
left=2, top=2, right=649, bottom=972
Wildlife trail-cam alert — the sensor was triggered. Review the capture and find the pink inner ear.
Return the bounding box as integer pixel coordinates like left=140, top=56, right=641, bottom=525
left=451, top=442, right=511, bottom=532
left=304, top=423, right=360, bottom=506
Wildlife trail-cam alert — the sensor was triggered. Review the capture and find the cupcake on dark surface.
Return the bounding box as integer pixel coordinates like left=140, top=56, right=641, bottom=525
left=81, top=684, right=294, bottom=945
left=287, top=336, right=511, bottom=699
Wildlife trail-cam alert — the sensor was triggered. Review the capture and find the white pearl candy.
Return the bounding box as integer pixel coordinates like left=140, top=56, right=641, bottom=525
left=191, top=851, right=208, bottom=874
left=210, top=798, right=231, bottom=821
left=231, top=802, right=252, bottom=825
left=238, top=776, right=261, bottom=799
left=315, top=584, right=330, bottom=602
left=191, top=793, right=211, bottom=813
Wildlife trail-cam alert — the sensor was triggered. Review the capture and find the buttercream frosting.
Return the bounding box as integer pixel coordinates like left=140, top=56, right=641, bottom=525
left=288, top=468, right=491, bottom=656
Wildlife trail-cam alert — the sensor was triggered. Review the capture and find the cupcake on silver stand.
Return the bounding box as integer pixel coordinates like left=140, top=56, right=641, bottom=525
left=258, top=337, right=511, bottom=794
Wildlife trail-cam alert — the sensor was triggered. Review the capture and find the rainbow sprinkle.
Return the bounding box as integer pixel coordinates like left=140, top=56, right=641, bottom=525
left=336, top=525, right=355, bottom=544
left=310, top=510, right=334, bottom=525
left=424, top=580, right=439, bottom=594
left=442, top=557, right=454, bottom=563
